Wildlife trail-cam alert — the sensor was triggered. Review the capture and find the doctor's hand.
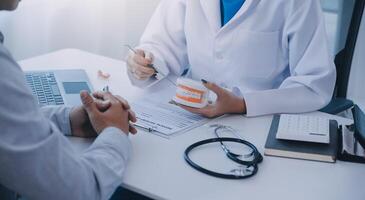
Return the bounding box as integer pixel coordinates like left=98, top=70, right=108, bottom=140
left=178, top=80, right=247, bottom=118
left=75, top=91, right=136, bottom=136
left=126, top=49, right=156, bottom=80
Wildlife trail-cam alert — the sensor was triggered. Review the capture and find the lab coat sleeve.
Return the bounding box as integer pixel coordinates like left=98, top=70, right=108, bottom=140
left=40, top=106, right=73, bottom=136
left=0, top=44, right=131, bottom=200
left=242, top=0, right=336, bottom=117
left=130, top=0, right=189, bottom=88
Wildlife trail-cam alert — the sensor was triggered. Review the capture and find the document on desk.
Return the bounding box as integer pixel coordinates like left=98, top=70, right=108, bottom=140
left=131, top=98, right=209, bottom=138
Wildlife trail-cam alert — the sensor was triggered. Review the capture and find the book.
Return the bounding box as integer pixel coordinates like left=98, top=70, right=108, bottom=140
left=264, top=115, right=339, bottom=163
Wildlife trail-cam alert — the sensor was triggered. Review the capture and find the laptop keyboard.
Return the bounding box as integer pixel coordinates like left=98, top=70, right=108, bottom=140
left=25, top=72, right=65, bottom=106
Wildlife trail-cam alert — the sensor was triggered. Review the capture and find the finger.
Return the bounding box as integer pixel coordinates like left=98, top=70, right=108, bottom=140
left=128, top=110, right=137, bottom=123
left=129, top=124, right=138, bottom=135
left=134, top=64, right=156, bottom=75
left=92, top=91, right=118, bottom=104
left=133, top=67, right=155, bottom=77
left=145, top=51, right=154, bottom=63
left=128, top=55, right=155, bottom=73
left=134, top=53, right=152, bottom=66
left=93, top=91, right=105, bottom=100
left=201, top=80, right=225, bottom=97
left=135, top=73, right=152, bottom=80
left=135, top=49, right=145, bottom=57
left=115, top=95, right=131, bottom=110
left=126, top=57, right=135, bottom=71
left=93, top=91, right=116, bottom=103
left=80, top=91, right=98, bottom=113
left=95, top=99, right=111, bottom=111
left=133, top=73, right=150, bottom=80
left=134, top=72, right=154, bottom=80
left=128, top=59, right=155, bottom=77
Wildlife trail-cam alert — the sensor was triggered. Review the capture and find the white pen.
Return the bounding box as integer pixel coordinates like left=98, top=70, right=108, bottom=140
left=124, top=44, right=177, bottom=86
left=132, top=123, right=157, bottom=133
left=102, top=85, right=109, bottom=92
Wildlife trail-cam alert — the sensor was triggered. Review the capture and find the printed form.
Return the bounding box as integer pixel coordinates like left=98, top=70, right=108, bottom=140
left=131, top=98, right=209, bottom=138
left=128, top=76, right=210, bottom=138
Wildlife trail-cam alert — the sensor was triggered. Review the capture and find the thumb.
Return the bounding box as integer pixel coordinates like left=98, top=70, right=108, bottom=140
left=80, top=91, right=98, bottom=114
left=201, top=79, right=225, bottom=97
left=145, top=51, right=154, bottom=62
left=136, top=49, right=145, bottom=57
left=95, top=99, right=111, bottom=112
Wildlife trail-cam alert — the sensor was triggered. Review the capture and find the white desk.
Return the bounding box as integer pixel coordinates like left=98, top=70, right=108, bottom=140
left=20, top=49, right=365, bottom=200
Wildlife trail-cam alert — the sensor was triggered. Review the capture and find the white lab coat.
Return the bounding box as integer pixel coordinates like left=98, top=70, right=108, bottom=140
left=129, top=0, right=336, bottom=117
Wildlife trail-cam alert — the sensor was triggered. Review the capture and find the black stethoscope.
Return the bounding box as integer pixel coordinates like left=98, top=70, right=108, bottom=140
left=184, top=125, right=263, bottom=179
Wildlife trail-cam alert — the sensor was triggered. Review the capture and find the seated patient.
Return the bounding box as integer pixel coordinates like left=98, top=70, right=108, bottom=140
left=0, top=0, right=137, bottom=199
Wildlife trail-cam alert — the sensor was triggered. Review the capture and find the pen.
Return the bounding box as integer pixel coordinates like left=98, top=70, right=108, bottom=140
left=124, top=44, right=137, bottom=54
left=132, top=123, right=157, bottom=133
left=102, top=85, right=109, bottom=92
left=124, top=44, right=177, bottom=86
left=124, top=44, right=160, bottom=76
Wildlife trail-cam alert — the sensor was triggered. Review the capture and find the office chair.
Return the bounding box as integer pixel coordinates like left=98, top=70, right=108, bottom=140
left=320, top=0, right=365, bottom=114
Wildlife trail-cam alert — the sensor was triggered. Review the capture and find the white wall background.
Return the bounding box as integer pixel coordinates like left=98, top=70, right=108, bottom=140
left=0, top=0, right=345, bottom=61
left=0, top=0, right=160, bottom=61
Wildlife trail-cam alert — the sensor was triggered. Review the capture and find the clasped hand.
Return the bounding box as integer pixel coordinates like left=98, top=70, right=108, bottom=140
left=70, top=91, right=137, bottom=138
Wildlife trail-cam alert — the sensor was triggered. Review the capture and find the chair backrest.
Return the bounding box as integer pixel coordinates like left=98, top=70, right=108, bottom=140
left=334, top=0, right=365, bottom=98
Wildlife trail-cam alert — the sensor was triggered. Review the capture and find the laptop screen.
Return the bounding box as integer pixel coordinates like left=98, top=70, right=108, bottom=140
left=63, top=82, right=91, bottom=94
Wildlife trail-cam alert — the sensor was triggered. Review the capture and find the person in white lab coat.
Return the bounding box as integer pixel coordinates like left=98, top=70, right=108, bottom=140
left=126, top=0, right=336, bottom=117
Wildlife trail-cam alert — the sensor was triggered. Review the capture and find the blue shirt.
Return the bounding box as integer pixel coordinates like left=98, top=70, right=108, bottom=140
left=220, top=0, right=245, bottom=26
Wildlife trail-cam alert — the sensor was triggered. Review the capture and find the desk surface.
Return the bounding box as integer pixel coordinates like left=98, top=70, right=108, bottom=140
left=19, top=49, right=365, bottom=200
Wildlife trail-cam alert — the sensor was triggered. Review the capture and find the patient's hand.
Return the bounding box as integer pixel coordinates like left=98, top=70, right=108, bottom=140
left=69, top=91, right=137, bottom=138
left=69, top=99, right=110, bottom=138
left=80, top=91, right=127, bottom=134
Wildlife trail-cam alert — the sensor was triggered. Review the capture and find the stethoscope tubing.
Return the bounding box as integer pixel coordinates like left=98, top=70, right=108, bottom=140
left=184, top=137, right=262, bottom=179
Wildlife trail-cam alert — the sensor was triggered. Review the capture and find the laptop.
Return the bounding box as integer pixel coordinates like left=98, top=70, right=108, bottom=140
left=25, top=69, right=94, bottom=107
